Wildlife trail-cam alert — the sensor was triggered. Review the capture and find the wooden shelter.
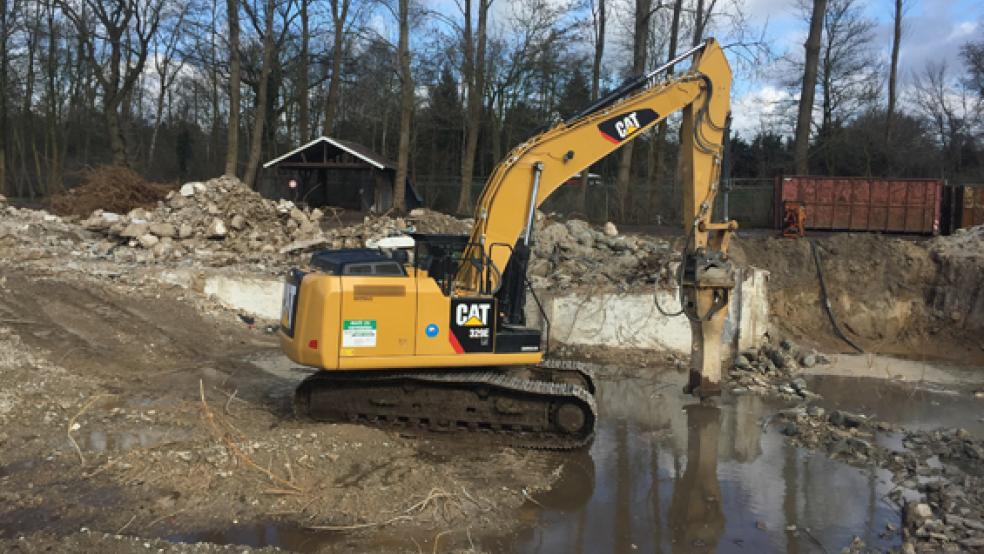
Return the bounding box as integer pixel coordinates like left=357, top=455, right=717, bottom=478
left=262, top=137, right=422, bottom=212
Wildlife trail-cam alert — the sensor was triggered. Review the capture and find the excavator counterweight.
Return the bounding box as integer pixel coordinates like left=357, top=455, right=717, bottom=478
left=280, top=39, right=736, bottom=447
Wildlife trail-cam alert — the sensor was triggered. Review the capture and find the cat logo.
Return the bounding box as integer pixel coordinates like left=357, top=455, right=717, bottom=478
left=450, top=298, right=495, bottom=353
left=615, top=112, right=641, bottom=139
left=598, top=108, right=659, bottom=144
left=456, top=302, right=491, bottom=327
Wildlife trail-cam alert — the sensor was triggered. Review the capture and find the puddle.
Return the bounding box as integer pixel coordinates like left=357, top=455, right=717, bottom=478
left=806, top=375, right=984, bottom=437
left=482, top=373, right=904, bottom=553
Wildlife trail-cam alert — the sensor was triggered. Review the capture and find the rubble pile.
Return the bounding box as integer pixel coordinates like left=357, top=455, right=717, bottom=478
left=529, top=218, right=675, bottom=289
left=79, top=176, right=471, bottom=266
left=64, top=175, right=676, bottom=287
left=775, top=408, right=984, bottom=552
left=727, top=339, right=829, bottom=400
left=0, top=204, right=98, bottom=263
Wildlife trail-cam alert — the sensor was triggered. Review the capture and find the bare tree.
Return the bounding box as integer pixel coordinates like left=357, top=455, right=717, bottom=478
left=816, top=0, right=878, bottom=172
left=225, top=0, right=242, bottom=176
left=793, top=0, right=826, bottom=174
left=613, top=0, right=651, bottom=221
left=885, top=0, right=908, bottom=142
left=392, top=0, right=412, bottom=212
left=148, top=3, right=190, bottom=162
left=60, top=0, right=166, bottom=167
left=455, top=0, right=491, bottom=215
left=297, top=0, right=310, bottom=141
left=323, top=0, right=352, bottom=135
left=578, top=0, right=605, bottom=213
left=649, top=0, right=682, bottom=220
left=243, top=0, right=276, bottom=188
left=0, top=0, right=12, bottom=195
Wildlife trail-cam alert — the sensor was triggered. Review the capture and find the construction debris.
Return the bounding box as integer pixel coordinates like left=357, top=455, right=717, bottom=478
left=774, top=409, right=984, bottom=552
left=727, top=339, right=829, bottom=400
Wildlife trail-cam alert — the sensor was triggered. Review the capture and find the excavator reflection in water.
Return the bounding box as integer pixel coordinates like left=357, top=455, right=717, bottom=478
left=669, top=404, right=725, bottom=552
left=280, top=39, right=736, bottom=448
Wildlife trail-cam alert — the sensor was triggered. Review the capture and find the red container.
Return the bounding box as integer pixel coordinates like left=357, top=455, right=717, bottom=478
left=776, top=176, right=942, bottom=235
left=959, top=185, right=984, bottom=229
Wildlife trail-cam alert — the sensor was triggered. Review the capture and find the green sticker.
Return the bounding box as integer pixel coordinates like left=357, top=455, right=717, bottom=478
left=342, top=320, right=377, bottom=347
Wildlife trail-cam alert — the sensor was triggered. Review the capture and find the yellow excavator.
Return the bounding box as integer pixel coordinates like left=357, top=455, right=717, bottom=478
left=280, top=38, right=736, bottom=449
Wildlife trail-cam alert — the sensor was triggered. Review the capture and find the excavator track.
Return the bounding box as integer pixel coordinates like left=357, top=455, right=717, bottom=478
left=294, top=367, right=597, bottom=450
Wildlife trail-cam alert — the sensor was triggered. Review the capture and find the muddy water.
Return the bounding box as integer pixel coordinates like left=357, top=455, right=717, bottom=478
left=170, top=364, right=942, bottom=553
left=482, top=372, right=903, bottom=553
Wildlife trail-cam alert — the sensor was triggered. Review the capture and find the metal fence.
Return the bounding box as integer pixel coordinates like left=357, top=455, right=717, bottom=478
left=414, top=175, right=778, bottom=228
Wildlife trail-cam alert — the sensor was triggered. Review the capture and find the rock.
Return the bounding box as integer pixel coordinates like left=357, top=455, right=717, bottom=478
left=279, top=237, right=329, bottom=254
left=781, top=422, right=799, bottom=436
left=137, top=234, right=159, bottom=249
left=800, top=353, right=817, bottom=368
left=152, top=240, right=172, bottom=258
left=230, top=214, right=246, bottom=231
left=603, top=221, right=618, bottom=237
left=120, top=222, right=149, bottom=238
left=289, top=207, right=309, bottom=223
left=829, top=410, right=865, bottom=429
left=179, top=182, right=204, bottom=196
left=409, top=208, right=426, bottom=217
left=178, top=223, right=194, bottom=239
left=565, top=220, right=595, bottom=246
left=206, top=219, right=228, bottom=239
left=913, top=503, right=934, bottom=520
left=791, top=378, right=808, bottom=393
left=148, top=223, right=176, bottom=238
left=807, top=405, right=825, bottom=418
left=734, top=355, right=752, bottom=370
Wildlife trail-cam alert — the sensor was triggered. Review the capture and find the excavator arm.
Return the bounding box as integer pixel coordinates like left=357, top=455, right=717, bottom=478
left=459, top=38, right=736, bottom=398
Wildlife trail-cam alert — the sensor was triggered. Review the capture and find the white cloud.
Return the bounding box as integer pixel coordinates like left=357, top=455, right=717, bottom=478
left=730, top=85, right=794, bottom=139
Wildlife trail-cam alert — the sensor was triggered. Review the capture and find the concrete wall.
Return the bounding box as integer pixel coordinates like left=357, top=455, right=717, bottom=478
left=155, top=266, right=770, bottom=357
left=529, top=267, right=770, bottom=356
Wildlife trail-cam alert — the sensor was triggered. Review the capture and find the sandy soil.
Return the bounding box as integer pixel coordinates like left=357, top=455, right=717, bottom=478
left=731, top=232, right=984, bottom=364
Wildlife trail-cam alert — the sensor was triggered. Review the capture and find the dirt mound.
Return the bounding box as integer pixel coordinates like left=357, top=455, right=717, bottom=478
left=733, top=232, right=984, bottom=362
left=47, top=166, right=173, bottom=218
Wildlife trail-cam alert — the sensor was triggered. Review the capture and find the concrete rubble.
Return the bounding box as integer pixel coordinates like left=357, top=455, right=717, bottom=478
left=5, top=175, right=677, bottom=292
left=774, top=406, right=984, bottom=553
left=726, top=338, right=830, bottom=400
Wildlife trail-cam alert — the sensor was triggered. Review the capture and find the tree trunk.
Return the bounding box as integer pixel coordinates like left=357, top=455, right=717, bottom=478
left=794, top=0, right=826, bottom=175
left=693, top=0, right=704, bottom=45
left=105, top=100, right=128, bottom=166
left=298, top=0, right=310, bottom=141
left=650, top=0, right=682, bottom=222
left=393, top=0, right=412, bottom=212
left=323, top=0, right=349, bottom=136
left=456, top=0, right=490, bottom=215
left=225, top=0, right=241, bottom=177
left=885, top=0, right=902, bottom=143
left=613, top=0, right=649, bottom=222
left=243, top=0, right=275, bottom=189
left=0, top=0, right=8, bottom=196
left=579, top=0, right=605, bottom=215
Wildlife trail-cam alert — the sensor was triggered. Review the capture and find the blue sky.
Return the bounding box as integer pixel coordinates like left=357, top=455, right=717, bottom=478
left=728, top=0, right=982, bottom=136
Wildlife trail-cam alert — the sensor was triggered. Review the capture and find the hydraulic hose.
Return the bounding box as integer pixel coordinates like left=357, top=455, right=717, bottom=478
left=809, top=239, right=864, bottom=354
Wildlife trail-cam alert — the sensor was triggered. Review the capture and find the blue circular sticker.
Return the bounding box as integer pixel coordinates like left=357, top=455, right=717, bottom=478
left=425, top=324, right=439, bottom=338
